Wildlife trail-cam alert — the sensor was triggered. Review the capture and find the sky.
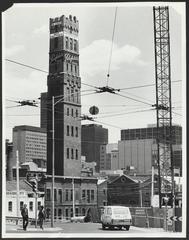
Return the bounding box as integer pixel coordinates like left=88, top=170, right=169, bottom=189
left=3, top=2, right=185, bottom=143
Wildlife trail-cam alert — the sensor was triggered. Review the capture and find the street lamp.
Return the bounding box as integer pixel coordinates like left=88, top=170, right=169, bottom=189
left=51, top=95, right=64, bottom=227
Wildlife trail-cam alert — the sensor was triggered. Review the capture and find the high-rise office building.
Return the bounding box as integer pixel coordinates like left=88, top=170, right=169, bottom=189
left=81, top=124, right=108, bottom=172
left=47, top=15, right=81, bottom=177
left=12, top=125, right=47, bottom=166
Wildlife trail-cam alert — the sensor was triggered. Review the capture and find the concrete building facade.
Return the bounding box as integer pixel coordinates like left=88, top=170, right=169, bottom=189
left=47, top=14, right=81, bottom=177
left=81, top=124, right=108, bottom=172
left=12, top=125, right=47, bottom=167
left=119, top=125, right=182, bottom=175
left=100, top=143, right=118, bottom=171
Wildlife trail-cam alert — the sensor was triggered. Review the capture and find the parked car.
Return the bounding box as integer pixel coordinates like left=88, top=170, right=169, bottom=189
left=101, top=206, right=132, bottom=230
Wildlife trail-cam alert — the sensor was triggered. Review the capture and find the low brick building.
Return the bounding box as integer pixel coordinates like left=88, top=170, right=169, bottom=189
left=45, top=176, right=98, bottom=221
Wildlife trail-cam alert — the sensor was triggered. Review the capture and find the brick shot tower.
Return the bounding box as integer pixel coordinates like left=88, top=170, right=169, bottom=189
left=47, top=15, right=81, bottom=177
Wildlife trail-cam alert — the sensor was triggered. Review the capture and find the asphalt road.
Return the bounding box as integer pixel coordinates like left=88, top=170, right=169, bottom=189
left=5, top=222, right=168, bottom=236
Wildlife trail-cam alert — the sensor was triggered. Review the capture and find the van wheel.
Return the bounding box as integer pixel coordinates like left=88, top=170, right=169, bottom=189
left=109, top=226, right=114, bottom=230
left=102, top=224, right=106, bottom=230
left=125, top=225, right=130, bottom=231
left=118, top=226, right=122, bottom=230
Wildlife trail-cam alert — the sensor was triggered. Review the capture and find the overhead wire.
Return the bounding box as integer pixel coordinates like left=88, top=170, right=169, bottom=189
left=106, top=6, right=118, bottom=86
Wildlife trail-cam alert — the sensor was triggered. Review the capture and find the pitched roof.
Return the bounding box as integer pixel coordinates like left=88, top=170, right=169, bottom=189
left=6, top=179, right=32, bottom=192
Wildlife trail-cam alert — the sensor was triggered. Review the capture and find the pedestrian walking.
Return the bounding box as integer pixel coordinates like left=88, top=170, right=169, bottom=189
left=21, top=204, right=29, bottom=231
left=38, top=205, right=45, bottom=230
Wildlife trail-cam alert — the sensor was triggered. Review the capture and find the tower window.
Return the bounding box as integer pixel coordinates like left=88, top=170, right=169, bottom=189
left=75, top=127, right=78, bottom=137
left=70, top=38, right=73, bottom=50
left=66, top=63, right=69, bottom=72
left=74, top=65, right=77, bottom=75
left=65, top=37, right=69, bottom=49
left=74, top=40, right=77, bottom=51
left=54, top=37, right=58, bottom=49
left=71, top=64, right=73, bottom=73
left=71, top=88, right=74, bottom=102
left=67, top=148, right=69, bottom=159
left=67, top=108, right=69, bottom=116
left=75, top=89, right=78, bottom=103
left=67, top=125, right=69, bottom=136
left=76, top=109, right=78, bottom=117
left=71, top=126, right=74, bottom=137
left=71, top=149, right=74, bottom=159
left=76, top=149, right=78, bottom=160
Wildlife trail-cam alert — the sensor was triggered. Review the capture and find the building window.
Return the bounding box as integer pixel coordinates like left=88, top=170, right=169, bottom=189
left=65, top=208, right=69, bottom=219
left=76, top=109, right=78, bottom=117
left=65, top=189, right=69, bottom=201
left=70, top=38, right=73, bottom=50
left=75, top=127, right=78, bottom=137
left=67, top=148, right=69, bottom=159
left=91, top=190, right=94, bottom=201
left=70, top=189, right=73, bottom=201
left=71, top=149, right=74, bottom=159
left=71, top=109, right=74, bottom=117
left=46, top=189, right=51, bottom=201
left=75, top=208, right=79, bottom=217
left=71, top=126, right=74, bottom=137
left=65, top=37, right=69, bottom=49
left=70, top=208, right=73, bottom=217
left=82, top=208, right=85, bottom=216
left=54, top=37, right=58, bottom=49
left=71, top=88, right=74, bottom=102
left=75, top=65, right=77, bottom=75
left=54, top=189, right=57, bottom=201
left=71, top=64, right=73, bottom=73
left=20, top=201, right=24, bottom=211
left=8, top=201, right=12, bottom=212
left=75, top=90, right=78, bottom=103
left=74, top=40, right=77, bottom=51
left=58, top=189, right=62, bottom=203
left=82, top=189, right=86, bottom=200
left=87, top=190, right=90, bottom=203
left=75, top=149, right=78, bottom=160
left=103, top=189, right=106, bottom=195
left=54, top=208, right=57, bottom=219
left=67, top=125, right=69, bottom=136
left=29, top=201, right=33, bottom=211
left=58, top=208, right=62, bottom=219
left=67, top=108, right=69, bottom=116
left=38, top=201, right=41, bottom=210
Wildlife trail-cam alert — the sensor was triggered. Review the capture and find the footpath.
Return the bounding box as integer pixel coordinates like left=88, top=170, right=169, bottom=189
left=6, top=223, right=63, bottom=232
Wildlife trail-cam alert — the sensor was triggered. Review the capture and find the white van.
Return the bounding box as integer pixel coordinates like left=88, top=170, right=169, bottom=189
left=101, top=206, right=132, bottom=230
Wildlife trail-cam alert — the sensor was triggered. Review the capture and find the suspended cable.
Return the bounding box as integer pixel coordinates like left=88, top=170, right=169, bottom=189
left=114, top=92, right=152, bottom=106
left=120, top=80, right=182, bottom=91
left=106, top=7, right=118, bottom=86
left=5, top=58, right=48, bottom=73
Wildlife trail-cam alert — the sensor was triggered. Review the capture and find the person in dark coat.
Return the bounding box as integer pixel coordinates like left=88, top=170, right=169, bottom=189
left=38, top=206, right=45, bottom=230
left=21, top=204, right=29, bottom=230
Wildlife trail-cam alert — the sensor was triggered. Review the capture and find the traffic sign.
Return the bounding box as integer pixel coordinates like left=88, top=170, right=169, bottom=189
left=170, top=216, right=182, bottom=222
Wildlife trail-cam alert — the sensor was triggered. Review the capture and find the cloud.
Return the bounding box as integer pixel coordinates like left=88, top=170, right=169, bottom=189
left=33, top=25, right=48, bottom=35
left=5, top=45, right=25, bottom=57
left=80, top=39, right=147, bottom=77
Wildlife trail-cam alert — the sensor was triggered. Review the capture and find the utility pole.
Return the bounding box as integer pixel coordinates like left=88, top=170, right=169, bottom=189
left=151, top=166, right=154, bottom=206
left=16, top=150, right=19, bottom=224
left=72, top=178, right=75, bottom=218
left=35, top=177, right=38, bottom=228
left=51, top=96, right=55, bottom=227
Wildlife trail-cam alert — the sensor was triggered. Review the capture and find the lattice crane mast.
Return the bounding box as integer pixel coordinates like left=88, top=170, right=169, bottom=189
left=153, top=6, right=174, bottom=208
